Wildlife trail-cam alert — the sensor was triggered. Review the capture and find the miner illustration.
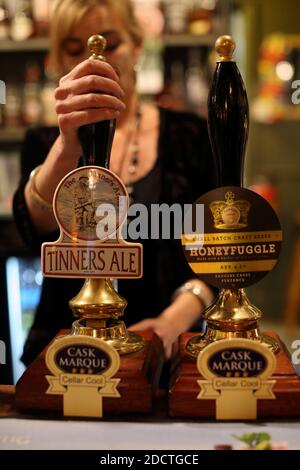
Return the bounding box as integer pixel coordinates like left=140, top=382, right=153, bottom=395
left=74, top=176, right=96, bottom=230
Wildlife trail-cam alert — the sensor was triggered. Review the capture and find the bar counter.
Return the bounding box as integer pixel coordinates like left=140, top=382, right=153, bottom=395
left=1, top=386, right=300, bottom=450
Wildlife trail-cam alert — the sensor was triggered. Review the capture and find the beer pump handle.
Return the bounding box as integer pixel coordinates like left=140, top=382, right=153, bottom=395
left=78, top=35, right=116, bottom=169
left=207, top=35, right=249, bottom=187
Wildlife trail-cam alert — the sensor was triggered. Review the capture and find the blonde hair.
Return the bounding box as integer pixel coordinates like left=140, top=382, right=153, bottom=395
left=50, top=0, right=143, bottom=73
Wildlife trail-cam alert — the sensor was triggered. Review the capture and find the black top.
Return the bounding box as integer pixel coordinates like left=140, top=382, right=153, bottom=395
left=13, top=107, right=217, bottom=366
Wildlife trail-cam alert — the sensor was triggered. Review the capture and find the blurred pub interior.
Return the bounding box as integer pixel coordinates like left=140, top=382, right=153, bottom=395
left=0, top=0, right=300, bottom=384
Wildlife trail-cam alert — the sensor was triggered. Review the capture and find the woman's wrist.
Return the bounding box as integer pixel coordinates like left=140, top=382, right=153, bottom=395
left=58, top=132, right=82, bottom=163
left=172, top=280, right=214, bottom=310
left=28, top=165, right=53, bottom=211
left=161, top=292, right=204, bottom=335
left=25, top=134, right=82, bottom=233
left=32, top=135, right=81, bottom=203
left=50, top=133, right=81, bottom=169
left=160, top=280, right=215, bottom=335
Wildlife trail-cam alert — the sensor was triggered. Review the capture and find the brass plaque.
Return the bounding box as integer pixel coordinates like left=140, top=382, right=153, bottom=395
left=197, top=338, right=276, bottom=420
left=45, top=335, right=120, bottom=418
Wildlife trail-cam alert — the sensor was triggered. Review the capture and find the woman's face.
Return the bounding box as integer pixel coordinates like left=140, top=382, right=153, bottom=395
left=61, top=5, right=141, bottom=96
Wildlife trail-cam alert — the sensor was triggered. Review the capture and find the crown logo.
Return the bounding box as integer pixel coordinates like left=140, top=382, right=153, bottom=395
left=209, top=191, right=251, bottom=230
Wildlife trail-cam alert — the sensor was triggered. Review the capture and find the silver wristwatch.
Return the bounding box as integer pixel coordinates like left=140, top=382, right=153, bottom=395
left=172, top=281, right=213, bottom=309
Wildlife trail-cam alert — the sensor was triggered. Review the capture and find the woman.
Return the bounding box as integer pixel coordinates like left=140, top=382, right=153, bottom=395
left=13, top=0, right=216, bottom=365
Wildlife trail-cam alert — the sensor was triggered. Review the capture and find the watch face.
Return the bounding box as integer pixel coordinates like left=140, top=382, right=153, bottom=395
left=54, top=166, right=128, bottom=242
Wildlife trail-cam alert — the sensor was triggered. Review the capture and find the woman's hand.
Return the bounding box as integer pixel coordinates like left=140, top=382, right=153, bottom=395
left=129, top=314, right=183, bottom=360
left=129, top=280, right=214, bottom=359
left=24, top=58, right=126, bottom=234
left=55, top=58, right=126, bottom=153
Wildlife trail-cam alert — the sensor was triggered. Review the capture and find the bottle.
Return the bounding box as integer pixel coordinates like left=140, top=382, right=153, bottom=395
left=0, top=79, right=5, bottom=127
left=186, top=48, right=209, bottom=116
left=136, top=38, right=164, bottom=96
left=134, top=0, right=164, bottom=38
left=187, top=0, right=215, bottom=36
left=156, top=58, right=187, bottom=111
left=22, top=61, right=42, bottom=125
left=32, top=0, right=50, bottom=37
left=4, top=83, right=22, bottom=127
left=41, top=58, right=58, bottom=126
left=0, top=105, right=4, bottom=128
left=162, top=0, right=191, bottom=34
left=0, top=0, right=10, bottom=40
left=10, top=0, right=34, bottom=41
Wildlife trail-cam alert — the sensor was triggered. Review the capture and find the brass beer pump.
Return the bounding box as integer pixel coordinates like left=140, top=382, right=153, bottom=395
left=185, top=36, right=280, bottom=358
left=69, top=35, right=144, bottom=354
left=15, top=35, right=163, bottom=417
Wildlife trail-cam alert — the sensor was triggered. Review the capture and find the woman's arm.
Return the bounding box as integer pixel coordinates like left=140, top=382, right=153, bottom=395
left=129, top=278, right=215, bottom=359
left=24, top=135, right=82, bottom=233
left=129, top=110, right=218, bottom=359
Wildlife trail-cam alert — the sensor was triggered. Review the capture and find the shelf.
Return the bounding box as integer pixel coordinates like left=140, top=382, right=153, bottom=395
left=0, top=208, right=12, bottom=220
left=0, top=38, right=49, bottom=52
left=0, top=34, right=217, bottom=53
left=162, top=33, right=217, bottom=47
left=0, top=127, right=26, bottom=143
